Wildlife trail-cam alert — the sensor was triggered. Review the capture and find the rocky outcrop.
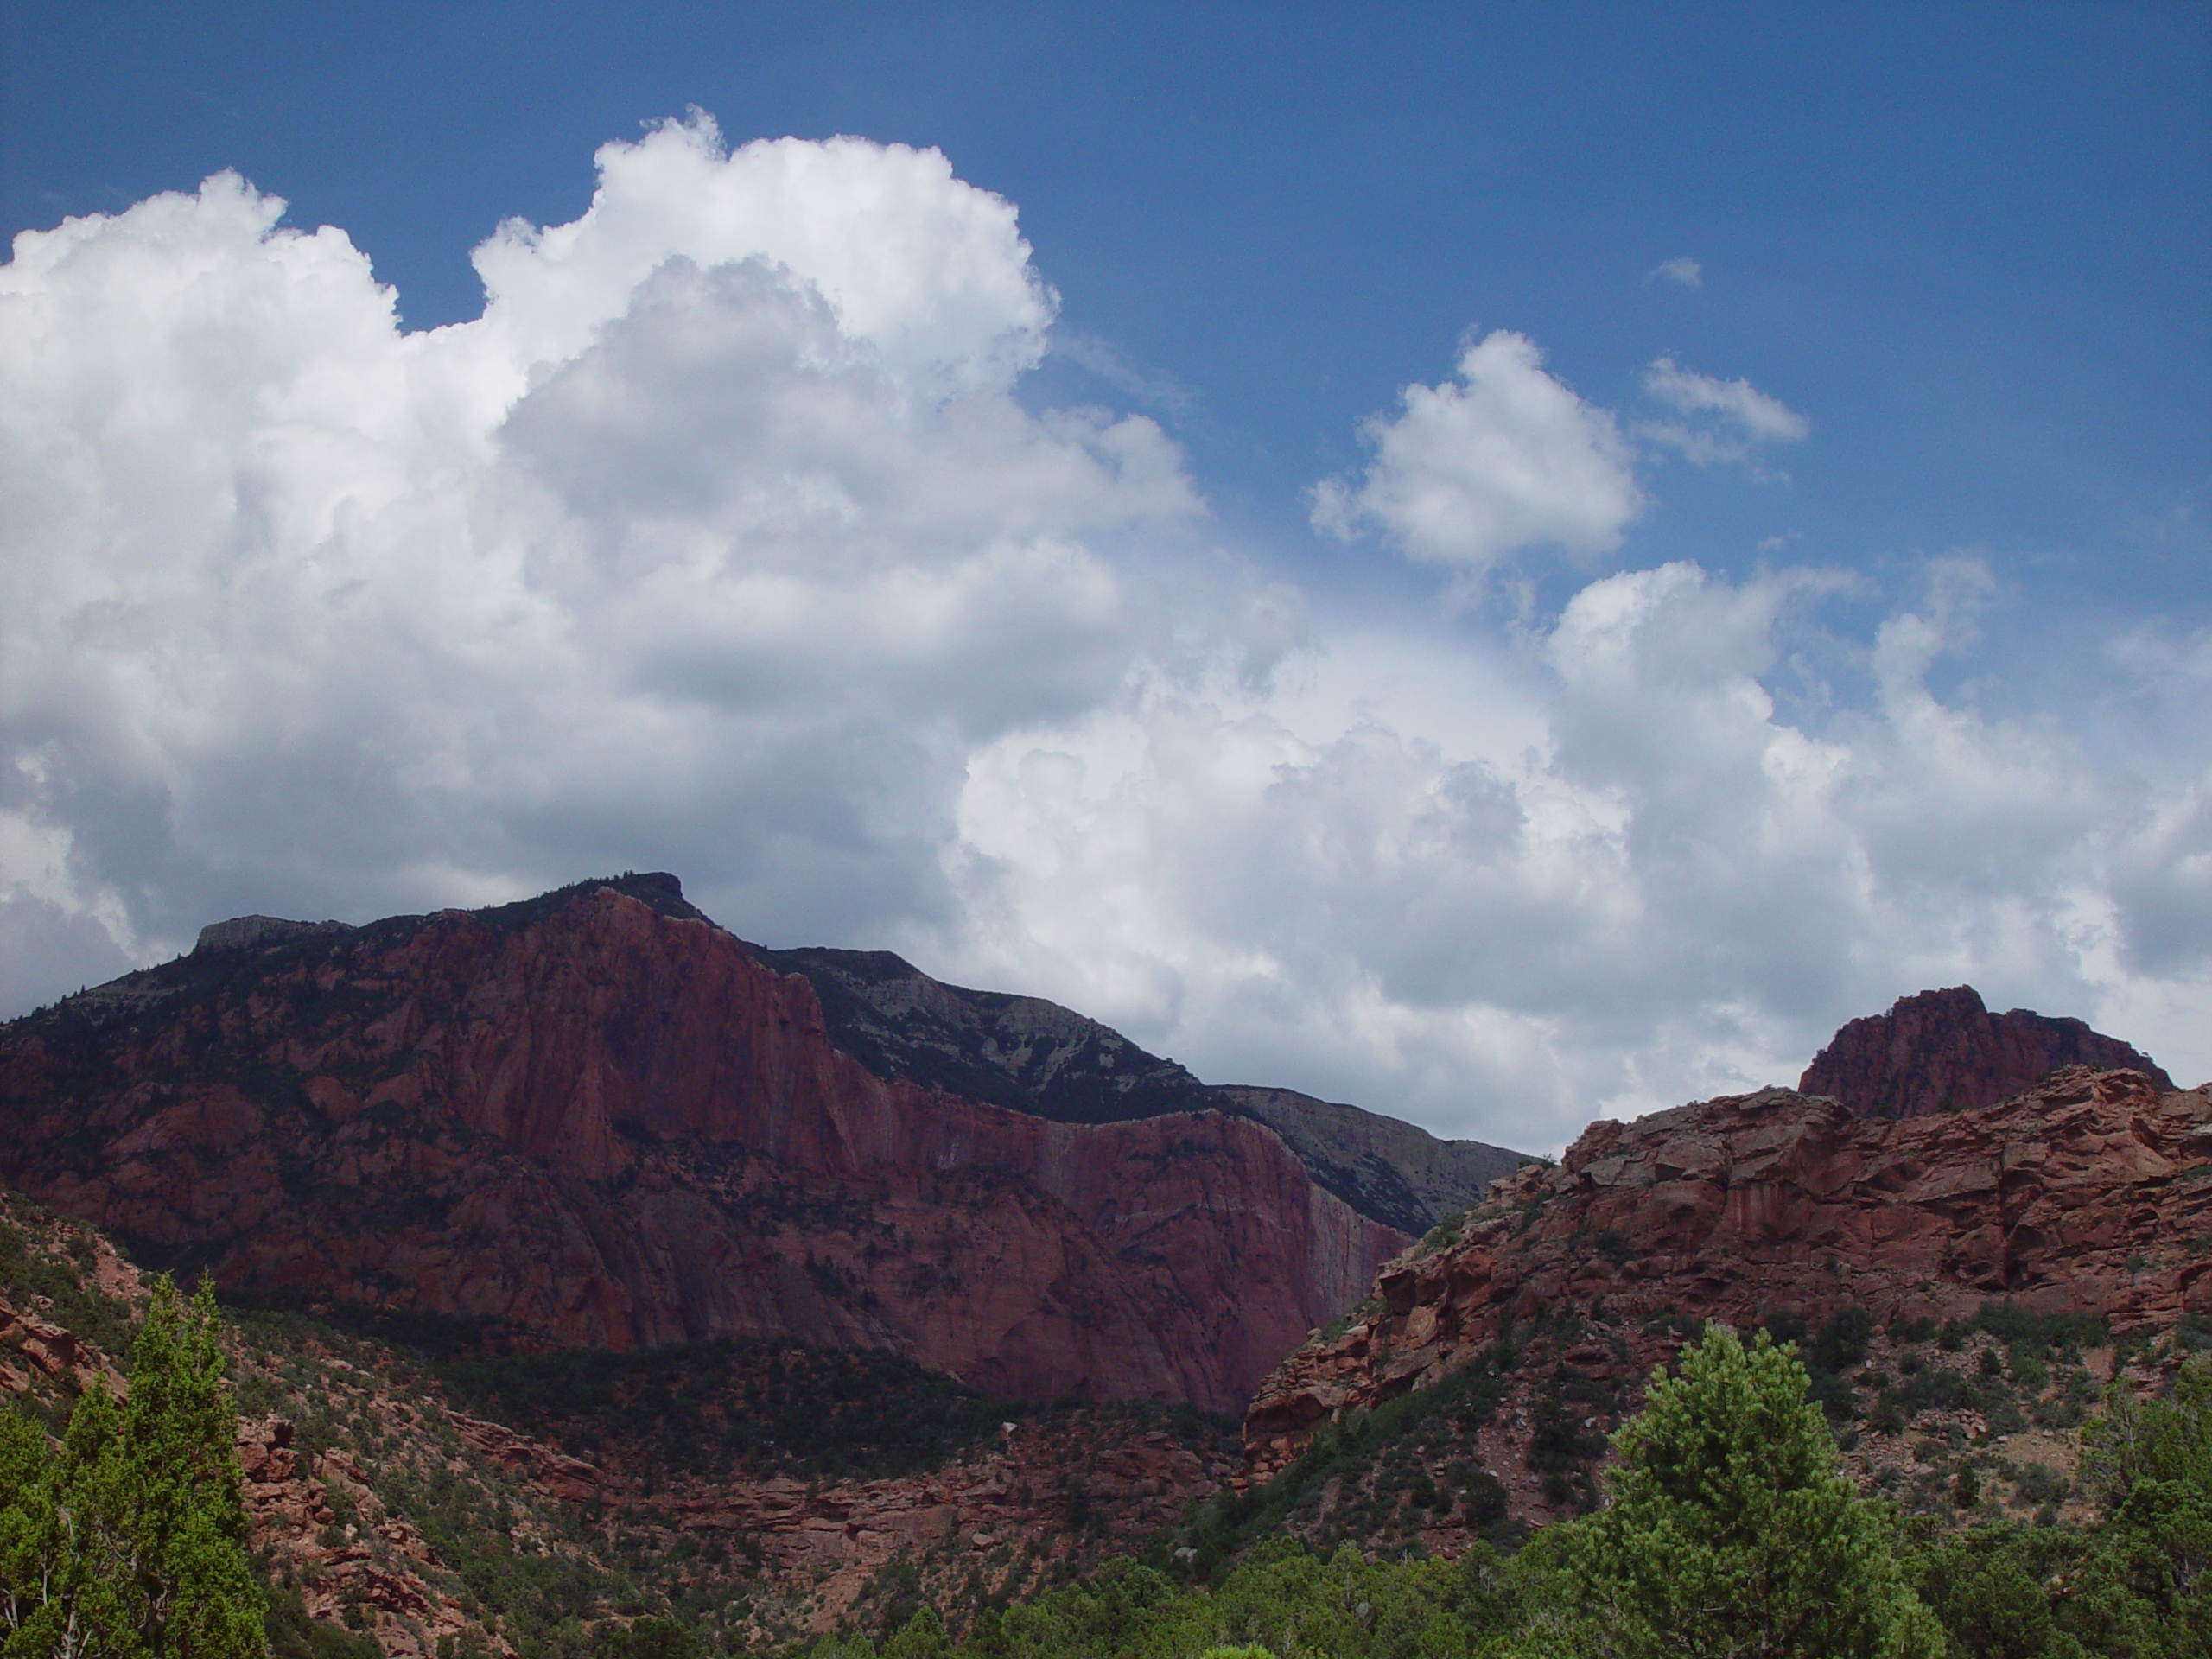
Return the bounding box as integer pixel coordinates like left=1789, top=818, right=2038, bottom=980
left=1244, top=1066, right=2212, bottom=1477
left=239, top=1415, right=488, bottom=1659
left=194, top=915, right=355, bottom=956
left=448, top=1411, right=604, bottom=1503
left=594, top=1413, right=1229, bottom=1635
left=1217, top=1086, right=1526, bottom=1237
left=1800, top=986, right=2174, bottom=1118
left=0, top=1302, right=119, bottom=1402
left=0, top=878, right=1407, bottom=1413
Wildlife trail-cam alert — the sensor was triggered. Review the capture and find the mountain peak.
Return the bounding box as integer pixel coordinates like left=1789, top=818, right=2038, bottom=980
left=1800, top=985, right=2172, bottom=1118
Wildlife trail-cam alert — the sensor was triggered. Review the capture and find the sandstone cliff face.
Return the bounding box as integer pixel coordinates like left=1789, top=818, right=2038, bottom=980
left=1244, top=1066, right=2211, bottom=1475
left=0, top=881, right=1406, bottom=1413
left=1800, top=985, right=2174, bottom=1118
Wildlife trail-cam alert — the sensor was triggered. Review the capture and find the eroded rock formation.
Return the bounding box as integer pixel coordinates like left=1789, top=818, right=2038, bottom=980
left=1244, top=1065, right=2212, bottom=1477
left=239, top=1415, right=486, bottom=1657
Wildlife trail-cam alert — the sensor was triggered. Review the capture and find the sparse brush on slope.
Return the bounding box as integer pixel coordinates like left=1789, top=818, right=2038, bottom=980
left=789, top=1332, right=2212, bottom=1659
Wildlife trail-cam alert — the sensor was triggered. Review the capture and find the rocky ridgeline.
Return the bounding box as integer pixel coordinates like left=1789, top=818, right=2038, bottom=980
left=193, top=915, right=356, bottom=955
left=1244, top=1065, right=2212, bottom=1484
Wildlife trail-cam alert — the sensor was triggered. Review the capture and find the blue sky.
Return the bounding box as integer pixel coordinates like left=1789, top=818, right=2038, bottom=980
left=3, top=3, right=2207, bottom=1147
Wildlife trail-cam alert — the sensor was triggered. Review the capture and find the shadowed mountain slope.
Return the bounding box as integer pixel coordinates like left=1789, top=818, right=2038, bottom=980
left=1214, top=1085, right=1526, bottom=1238
left=754, top=944, right=1527, bottom=1236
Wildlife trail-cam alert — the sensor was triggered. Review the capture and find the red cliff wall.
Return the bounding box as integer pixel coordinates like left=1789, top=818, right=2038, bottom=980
left=0, top=887, right=1406, bottom=1413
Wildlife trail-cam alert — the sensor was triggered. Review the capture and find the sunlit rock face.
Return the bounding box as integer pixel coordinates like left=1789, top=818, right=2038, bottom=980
left=0, top=875, right=1407, bottom=1414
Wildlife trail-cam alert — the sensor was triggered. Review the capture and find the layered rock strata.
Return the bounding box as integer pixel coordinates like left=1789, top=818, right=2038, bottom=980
left=1245, top=1065, right=2211, bottom=1477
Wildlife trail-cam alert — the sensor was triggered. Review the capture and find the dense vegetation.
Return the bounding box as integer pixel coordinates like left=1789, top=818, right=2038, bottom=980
left=440, top=1337, right=1054, bottom=1485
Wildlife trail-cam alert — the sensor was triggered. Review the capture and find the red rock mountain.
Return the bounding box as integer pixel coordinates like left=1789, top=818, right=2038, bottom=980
left=1245, top=1064, right=2211, bottom=1477
left=0, top=876, right=1413, bottom=1413
left=1799, top=984, right=2172, bottom=1118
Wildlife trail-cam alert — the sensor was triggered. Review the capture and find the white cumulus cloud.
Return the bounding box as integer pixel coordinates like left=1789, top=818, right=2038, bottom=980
left=927, top=557, right=2209, bottom=1148
left=3, top=118, right=2205, bottom=1154
left=1311, top=330, right=1643, bottom=579
left=0, top=114, right=1193, bottom=963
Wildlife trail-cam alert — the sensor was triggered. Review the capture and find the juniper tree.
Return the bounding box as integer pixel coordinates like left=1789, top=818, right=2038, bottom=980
left=1563, top=1322, right=1942, bottom=1659
left=0, top=1275, right=264, bottom=1659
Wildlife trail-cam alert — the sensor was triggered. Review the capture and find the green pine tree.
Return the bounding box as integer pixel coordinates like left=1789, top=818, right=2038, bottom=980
left=0, top=1275, right=265, bottom=1659
left=1561, top=1322, right=1942, bottom=1659
left=2069, top=1354, right=2212, bottom=1658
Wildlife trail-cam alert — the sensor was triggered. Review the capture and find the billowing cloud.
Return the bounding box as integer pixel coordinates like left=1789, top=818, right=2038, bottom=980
left=1649, top=256, right=1703, bottom=289
left=1637, top=355, right=1811, bottom=467
left=3, top=118, right=2205, bottom=1151
left=1310, top=330, right=1643, bottom=577
left=933, top=557, right=2209, bottom=1147
left=0, top=114, right=1192, bottom=961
